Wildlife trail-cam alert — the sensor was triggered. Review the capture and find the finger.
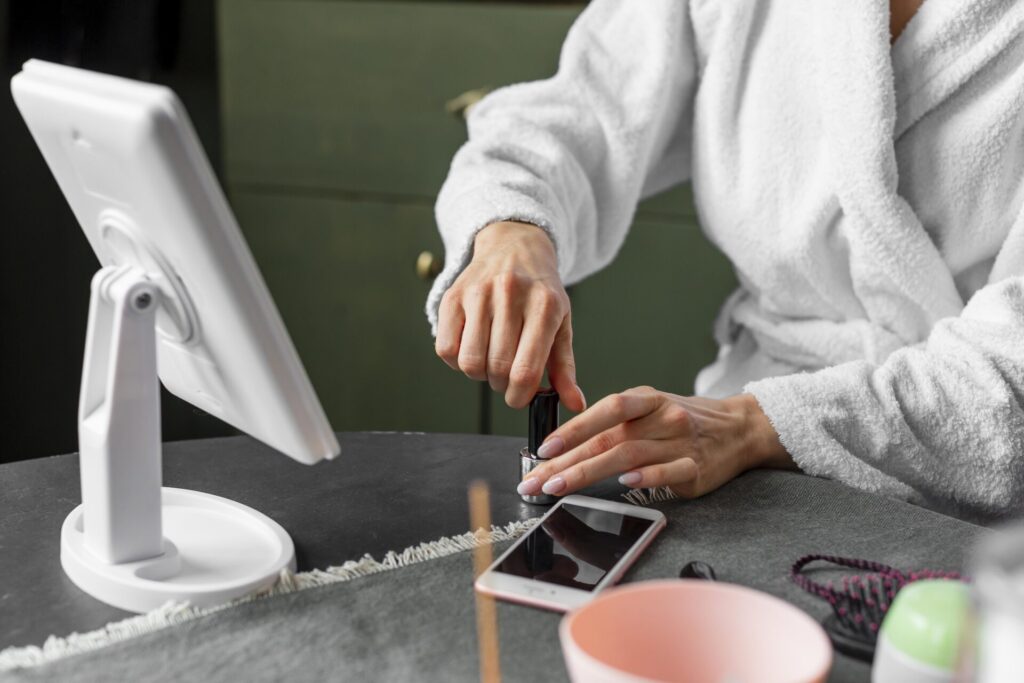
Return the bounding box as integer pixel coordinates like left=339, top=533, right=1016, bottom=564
left=434, top=291, right=465, bottom=371
left=619, top=458, right=700, bottom=495
left=529, top=423, right=632, bottom=483
left=505, top=290, right=564, bottom=408
left=517, top=424, right=641, bottom=496
left=486, top=287, right=523, bottom=394
left=540, top=440, right=672, bottom=497
left=536, top=387, right=661, bottom=459
left=528, top=408, right=688, bottom=487
left=457, top=286, right=491, bottom=381
left=548, top=313, right=585, bottom=413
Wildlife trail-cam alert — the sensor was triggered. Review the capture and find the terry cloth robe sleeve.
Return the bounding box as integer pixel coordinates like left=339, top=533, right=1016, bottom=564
left=747, top=264, right=1024, bottom=522
left=425, top=0, right=698, bottom=333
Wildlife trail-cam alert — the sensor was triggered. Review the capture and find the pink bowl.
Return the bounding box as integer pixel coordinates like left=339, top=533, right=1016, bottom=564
left=559, top=580, right=832, bottom=683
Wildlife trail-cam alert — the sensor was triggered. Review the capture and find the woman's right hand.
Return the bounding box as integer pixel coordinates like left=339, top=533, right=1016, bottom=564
left=435, top=221, right=586, bottom=412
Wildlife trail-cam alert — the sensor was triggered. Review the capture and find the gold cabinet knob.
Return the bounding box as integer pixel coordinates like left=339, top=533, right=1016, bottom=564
left=416, top=251, right=443, bottom=281
left=445, top=87, right=491, bottom=120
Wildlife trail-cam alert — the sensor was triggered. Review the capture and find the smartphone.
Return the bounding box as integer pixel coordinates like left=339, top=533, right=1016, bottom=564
left=475, top=495, right=666, bottom=612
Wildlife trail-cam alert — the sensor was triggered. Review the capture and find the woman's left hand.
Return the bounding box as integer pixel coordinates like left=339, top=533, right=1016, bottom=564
left=517, top=386, right=795, bottom=499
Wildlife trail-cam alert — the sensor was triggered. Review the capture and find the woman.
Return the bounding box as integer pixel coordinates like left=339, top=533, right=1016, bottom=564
left=427, top=0, right=1024, bottom=522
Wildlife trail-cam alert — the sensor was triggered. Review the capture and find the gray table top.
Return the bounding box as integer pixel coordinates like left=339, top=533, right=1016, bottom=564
left=0, top=432, right=984, bottom=682
left=0, top=431, right=597, bottom=650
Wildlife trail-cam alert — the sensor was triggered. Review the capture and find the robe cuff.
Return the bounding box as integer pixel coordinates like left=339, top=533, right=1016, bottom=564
left=426, top=183, right=571, bottom=335
left=744, top=365, right=917, bottom=500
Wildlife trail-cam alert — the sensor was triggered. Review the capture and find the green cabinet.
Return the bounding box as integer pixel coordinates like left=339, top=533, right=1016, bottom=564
left=219, top=0, right=737, bottom=438
left=231, top=191, right=479, bottom=432
left=219, top=0, right=580, bottom=197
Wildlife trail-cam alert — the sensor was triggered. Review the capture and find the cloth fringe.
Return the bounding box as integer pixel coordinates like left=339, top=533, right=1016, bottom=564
left=620, top=486, right=679, bottom=506
left=0, top=518, right=540, bottom=672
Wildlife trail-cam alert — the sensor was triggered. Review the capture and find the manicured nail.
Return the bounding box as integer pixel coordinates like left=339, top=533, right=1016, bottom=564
left=537, top=436, right=564, bottom=459
left=619, top=471, right=643, bottom=487
left=542, top=476, right=566, bottom=495
left=517, top=478, right=541, bottom=496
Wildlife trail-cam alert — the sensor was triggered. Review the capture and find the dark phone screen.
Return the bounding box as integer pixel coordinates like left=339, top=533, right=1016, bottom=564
left=495, top=503, right=655, bottom=590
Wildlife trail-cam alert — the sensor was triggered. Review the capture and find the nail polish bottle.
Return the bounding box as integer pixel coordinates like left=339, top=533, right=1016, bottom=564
left=520, top=389, right=559, bottom=505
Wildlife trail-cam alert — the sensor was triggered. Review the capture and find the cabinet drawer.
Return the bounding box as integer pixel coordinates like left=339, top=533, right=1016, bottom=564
left=491, top=215, right=737, bottom=436
left=229, top=190, right=479, bottom=433
left=220, top=0, right=697, bottom=219
left=219, top=0, right=582, bottom=199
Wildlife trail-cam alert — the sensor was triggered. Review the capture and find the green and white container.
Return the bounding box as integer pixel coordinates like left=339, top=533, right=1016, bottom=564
left=872, top=579, right=970, bottom=683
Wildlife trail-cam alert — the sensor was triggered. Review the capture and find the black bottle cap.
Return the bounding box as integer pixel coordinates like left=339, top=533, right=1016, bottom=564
left=528, top=389, right=560, bottom=456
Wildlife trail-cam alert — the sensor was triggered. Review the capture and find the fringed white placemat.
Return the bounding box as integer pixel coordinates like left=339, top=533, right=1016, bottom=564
left=1, top=487, right=674, bottom=672
left=0, top=518, right=540, bottom=672
left=621, top=485, right=679, bottom=506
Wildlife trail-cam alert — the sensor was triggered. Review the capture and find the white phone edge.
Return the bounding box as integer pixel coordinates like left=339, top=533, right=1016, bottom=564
left=474, top=495, right=667, bottom=613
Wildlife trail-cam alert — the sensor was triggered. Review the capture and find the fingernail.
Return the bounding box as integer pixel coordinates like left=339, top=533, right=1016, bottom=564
left=542, top=476, right=566, bottom=495
left=619, top=471, right=643, bottom=487
left=537, top=436, right=564, bottom=459
left=577, top=385, right=587, bottom=410
left=517, top=478, right=541, bottom=496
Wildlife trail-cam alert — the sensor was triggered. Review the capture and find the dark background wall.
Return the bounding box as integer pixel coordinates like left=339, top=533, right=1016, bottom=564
left=1, top=0, right=232, bottom=462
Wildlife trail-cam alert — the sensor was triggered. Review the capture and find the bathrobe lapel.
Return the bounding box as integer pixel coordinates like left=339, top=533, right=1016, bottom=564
left=890, top=0, right=1024, bottom=286
left=891, top=0, right=1024, bottom=140
left=889, top=0, right=1024, bottom=288
left=811, top=0, right=964, bottom=343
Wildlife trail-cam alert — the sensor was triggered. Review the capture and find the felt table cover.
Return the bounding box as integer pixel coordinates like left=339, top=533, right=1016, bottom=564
left=1, top=465, right=983, bottom=683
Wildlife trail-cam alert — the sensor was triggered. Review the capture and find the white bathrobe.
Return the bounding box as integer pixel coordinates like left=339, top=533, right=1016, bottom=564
left=427, top=0, right=1024, bottom=522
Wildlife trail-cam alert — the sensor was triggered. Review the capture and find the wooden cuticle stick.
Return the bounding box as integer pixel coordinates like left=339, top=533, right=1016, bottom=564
left=469, top=480, right=501, bottom=683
